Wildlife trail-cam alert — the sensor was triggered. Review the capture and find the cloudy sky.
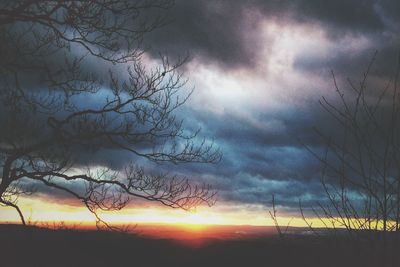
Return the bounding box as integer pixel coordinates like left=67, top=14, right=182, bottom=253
left=2, top=0, right=400, bottom=226
left=137, top=0, right=400, bottom=224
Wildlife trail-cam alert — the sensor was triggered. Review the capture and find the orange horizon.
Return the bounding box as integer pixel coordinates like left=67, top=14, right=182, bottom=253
left=0, top=195, right=327, bottom=229
left=7, top=195, right=389, bottom=231
left=0, top=220, right=288, bottom=244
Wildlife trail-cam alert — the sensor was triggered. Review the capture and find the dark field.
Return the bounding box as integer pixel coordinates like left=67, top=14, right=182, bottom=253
left=1, top=224, right=399, bottom=267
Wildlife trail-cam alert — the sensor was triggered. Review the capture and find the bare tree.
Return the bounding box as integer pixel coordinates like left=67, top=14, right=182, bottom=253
left=268, top=194, right=292, bottom=238
left=302, top=52, right=400, bottom=264
left=0, top=0, right=221, bottom=229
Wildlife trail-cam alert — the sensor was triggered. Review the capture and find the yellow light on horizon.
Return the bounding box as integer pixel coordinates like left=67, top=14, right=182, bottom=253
left=1, top=195, right=376, bottom=230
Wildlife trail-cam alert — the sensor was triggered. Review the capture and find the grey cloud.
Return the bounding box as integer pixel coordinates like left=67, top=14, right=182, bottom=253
left=145, top=0, right=264, bottom=68
left=145, top=0, right=400, bottom=69
left=6, top=0, right=400, bottom=212
left=71, top=0, right=400, bottom=212
left=292, top=0, right=384, bottom=35
left=294, top=41, right=400, bottom=79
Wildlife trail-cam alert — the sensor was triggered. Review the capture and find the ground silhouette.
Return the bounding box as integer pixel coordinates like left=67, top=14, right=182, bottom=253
left=1, top=224, right=399, bottom=267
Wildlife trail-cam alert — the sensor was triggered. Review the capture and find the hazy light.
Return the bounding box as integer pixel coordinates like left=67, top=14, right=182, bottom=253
left=0, top=195, right=330, bottom=229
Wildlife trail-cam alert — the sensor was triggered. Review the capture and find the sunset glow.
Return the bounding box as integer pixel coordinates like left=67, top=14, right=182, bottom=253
left=0, top=195, right=331, bottom=231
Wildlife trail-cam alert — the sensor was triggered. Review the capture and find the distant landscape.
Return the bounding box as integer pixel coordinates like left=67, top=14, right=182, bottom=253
left=2, top=224, right=399, bottom=267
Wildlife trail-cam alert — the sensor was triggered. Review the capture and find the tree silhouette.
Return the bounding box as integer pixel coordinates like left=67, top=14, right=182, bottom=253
left=268, top=194, right=292, bottom=238
left=303, top=52, right=400, bottom=265
left=0, top=0, right=221, bottom=228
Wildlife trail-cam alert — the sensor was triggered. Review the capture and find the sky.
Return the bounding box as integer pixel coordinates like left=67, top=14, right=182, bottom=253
left=1, top=0, right=400, bottom=226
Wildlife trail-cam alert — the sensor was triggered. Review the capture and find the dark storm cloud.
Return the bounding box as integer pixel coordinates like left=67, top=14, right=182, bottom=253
left=19, top=83, right=377, bottom=210
left=293, top=39, right=400, bottom=80
left=145, top=0, right=263, bottom=68
left=86, top=0, right=400, bottom=211
left=135, top=104, right=340, bottom=207
left=7, top=0, right=400, bottom=211
left=291, top=0, right=384, bottom=34
left=145, top=0, right=400, bottom=69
